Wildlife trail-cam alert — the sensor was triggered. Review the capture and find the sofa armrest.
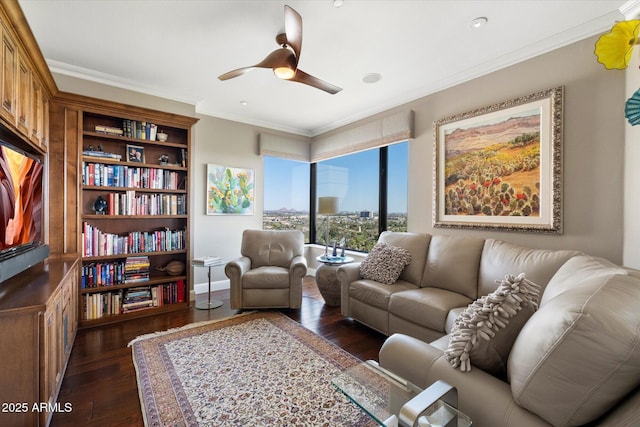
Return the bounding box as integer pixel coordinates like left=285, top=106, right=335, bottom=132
left=379, top=334, right=549, bottom=427
left=225, top=256, right=251, bottom=309
left=225, top=256, right=251, bottom=278
left=289, top=255, right=308, bottom=280
left=337, top=262, right=362, bottom=317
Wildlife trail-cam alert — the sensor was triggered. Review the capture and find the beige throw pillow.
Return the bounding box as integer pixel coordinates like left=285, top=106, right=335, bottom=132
left=359, top=242, right=412, bottom=285
left=445, top=273, right=540, bottom=377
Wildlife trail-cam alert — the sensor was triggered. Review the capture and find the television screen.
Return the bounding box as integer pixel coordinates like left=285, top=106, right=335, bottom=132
left=0, top=141, right=43, bottom=258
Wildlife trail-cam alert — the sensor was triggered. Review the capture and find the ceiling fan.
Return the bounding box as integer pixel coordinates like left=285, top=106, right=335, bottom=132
left=217, top=5, right=342, bottom=94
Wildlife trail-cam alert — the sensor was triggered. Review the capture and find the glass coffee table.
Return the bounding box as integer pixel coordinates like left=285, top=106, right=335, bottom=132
left=332, top=360, right=471, bottom=427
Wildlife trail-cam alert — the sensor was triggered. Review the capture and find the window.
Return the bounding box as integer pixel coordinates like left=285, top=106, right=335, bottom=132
left=316, top=149, right=380, bottom=252
left=387, top=142, right=408, bottom=232
left=263, top=141, right=409, bottom=252
left=263, top=156, right=310, bottom=241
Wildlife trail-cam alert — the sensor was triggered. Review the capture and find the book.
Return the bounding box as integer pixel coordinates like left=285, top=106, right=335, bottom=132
left=95, top=125, right=124, bottom=136
left=82, top=150, right=122, bottom=160
left=193, top=256, right=222, bottom=266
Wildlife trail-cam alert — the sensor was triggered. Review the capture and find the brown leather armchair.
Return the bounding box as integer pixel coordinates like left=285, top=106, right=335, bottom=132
left=225, top=229, right=307, bottom=309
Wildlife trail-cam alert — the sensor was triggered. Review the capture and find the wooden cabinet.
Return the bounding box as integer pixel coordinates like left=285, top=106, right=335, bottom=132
left=30, top=74, right=47, bottom=148
left=0, top=259, right=79, bottom=427
left=0, top=20, right=16, bottom=125
left=0, top=3, right=52, bottom=152
left=78, top=107, right=195, bottom=326
left=48, top=93, right=197, bottom=327
left=16, top=49, right=30, bottom=135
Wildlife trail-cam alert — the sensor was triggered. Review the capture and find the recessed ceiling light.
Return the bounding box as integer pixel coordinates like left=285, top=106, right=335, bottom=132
left=240, top=101, right=248, bottom=106
left=470, top=17, right=488, bottom=29
left=362, top=73, right=382, bottom=84
left=333, top=0, right=344, bottom=7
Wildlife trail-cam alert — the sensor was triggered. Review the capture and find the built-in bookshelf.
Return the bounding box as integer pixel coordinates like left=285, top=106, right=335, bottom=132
left=79, top=109, right=196, bottom=327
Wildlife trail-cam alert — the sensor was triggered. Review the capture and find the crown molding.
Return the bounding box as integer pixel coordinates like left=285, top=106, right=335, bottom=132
left=620, top=0, right=640, bottom=19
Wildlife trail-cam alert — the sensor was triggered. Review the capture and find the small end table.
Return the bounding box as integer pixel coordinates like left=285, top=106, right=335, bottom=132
left=192, top=258, right=225, bottom=310
left=316, top=255, right=353, bottom=306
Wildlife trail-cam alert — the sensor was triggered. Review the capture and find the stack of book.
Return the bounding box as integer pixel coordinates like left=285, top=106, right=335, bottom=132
left=124, top=256, right=150, bottom=283
left=192, top=256, right=222, bottom=266
left=83, top=291, right=122, bottom=319
left=122, top=286, right=153, bottom=313
left=95, top=124, right=124, bottom=136
left=122, top=119, right=157, bottom=140
left=82, top=149, right=122, bottom=160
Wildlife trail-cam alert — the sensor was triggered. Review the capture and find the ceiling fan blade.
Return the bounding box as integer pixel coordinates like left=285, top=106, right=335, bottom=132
left=218, top=48, right=295, bottom=81
left=218, top=67, right=255, bottom=81
left=290, top=69, right=342, bottom=94
left=284, top=5, right=302, bottom=61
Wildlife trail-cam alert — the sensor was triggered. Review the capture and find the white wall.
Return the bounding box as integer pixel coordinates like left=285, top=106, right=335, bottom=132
left=54, top=34, right=628, bottom=272
left=624, top=45, right=640, bottom=268
left=331, top=35, right=625, bottom=262
left=190, top=115, right=264, bottom=287
left=310, top=36, right=626, bottom=262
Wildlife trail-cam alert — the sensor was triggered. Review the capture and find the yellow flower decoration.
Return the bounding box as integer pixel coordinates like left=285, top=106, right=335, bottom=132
left=595, top=20, right=640, bottom=70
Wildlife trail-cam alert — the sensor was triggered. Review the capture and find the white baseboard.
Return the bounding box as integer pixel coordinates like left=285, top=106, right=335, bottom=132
left=190, top=279, right=230, bottom=302
left=189, top=273, right=320, bottom=302
left=194, top=279, right=230, bottom=294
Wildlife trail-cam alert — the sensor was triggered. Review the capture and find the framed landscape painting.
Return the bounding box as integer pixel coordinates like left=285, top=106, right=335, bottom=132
left=206, top=164, right=255, bottom=215
left=433, top=86, right=563, bottom=233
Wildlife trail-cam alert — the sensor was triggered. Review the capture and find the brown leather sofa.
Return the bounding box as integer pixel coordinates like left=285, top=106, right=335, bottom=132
left=225, top=229, right=307, bottom=309
left=337, top=231, right=640, bottom=426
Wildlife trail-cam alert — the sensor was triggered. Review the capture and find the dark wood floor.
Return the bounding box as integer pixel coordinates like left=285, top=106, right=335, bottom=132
left=51, top=277, right=386, bottom=426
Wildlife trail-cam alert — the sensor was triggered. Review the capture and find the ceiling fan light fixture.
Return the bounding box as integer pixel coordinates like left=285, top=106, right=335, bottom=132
left=274, top=66, right=296, bottom=80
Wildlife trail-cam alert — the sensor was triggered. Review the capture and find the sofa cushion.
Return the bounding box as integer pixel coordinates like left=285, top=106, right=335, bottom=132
left=445, top=273, right=540, bottom=377
left=478, top=239, right=581, bottom=297
left=509, top=273, right=640, bottom=426
left=540, top=254, right=628, bottom=306
left=444, top=307, right=466, bottom=334
left=360, top=242, right=412, bottom=285
left=241, top=229, right=304, bottom=268
left=378, top=231, right=431, bottom=285
left=389, top=287, right=473, bottom=333
left=421, top=235, right=484, bottom=300
left=242, top=266, right=290, bottom=288
left=349, top=279, right=417, bottom=310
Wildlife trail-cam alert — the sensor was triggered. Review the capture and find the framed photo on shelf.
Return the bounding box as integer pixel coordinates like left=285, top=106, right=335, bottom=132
left=433, top=86, right=563, bottom=233
left=206, top=164, right=255, bottom=215
left=126, top=144, right=145, bottom=163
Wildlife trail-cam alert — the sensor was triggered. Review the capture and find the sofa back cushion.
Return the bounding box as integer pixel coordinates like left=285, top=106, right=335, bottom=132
left=421, top=235, right=484, bottom=300
left=508, top=266, right=640, bottom=426
left=378, top=231, right=431, bottom=285
left=241, top=229, right=304, bottom=268
left=478, top=239, right=581, bottom=297
left=540, top=254, right=628, bottom=306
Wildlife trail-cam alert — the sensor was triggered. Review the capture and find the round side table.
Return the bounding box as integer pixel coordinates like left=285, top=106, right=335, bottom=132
left=192, top=259, right=225, bottom=310
left=315, top=255, right=354, bottom=306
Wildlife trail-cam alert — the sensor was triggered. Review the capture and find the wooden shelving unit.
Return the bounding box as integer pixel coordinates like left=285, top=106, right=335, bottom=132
left=78, top=109, right=196, bottom=327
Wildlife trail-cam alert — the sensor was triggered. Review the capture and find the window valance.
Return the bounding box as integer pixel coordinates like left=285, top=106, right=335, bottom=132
left=259, top=109, right=414, bottom=163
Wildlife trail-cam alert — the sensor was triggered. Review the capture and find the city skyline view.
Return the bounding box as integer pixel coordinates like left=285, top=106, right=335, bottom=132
left=264, top=142, right=408, bottom=213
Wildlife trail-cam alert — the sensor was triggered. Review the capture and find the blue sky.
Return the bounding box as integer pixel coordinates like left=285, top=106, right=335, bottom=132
left=264, top=142, right=408, bottom=213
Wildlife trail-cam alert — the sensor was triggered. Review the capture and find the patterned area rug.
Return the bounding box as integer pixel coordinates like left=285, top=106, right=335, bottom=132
left=129, top=311, right=377, bottom=426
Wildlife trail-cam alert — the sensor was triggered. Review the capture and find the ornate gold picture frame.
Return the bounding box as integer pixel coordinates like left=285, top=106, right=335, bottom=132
left=433, top=86, right=563, bottom=233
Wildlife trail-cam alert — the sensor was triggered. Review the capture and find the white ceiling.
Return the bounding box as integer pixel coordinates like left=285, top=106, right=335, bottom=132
left=18, top=0, right=636, bottom=137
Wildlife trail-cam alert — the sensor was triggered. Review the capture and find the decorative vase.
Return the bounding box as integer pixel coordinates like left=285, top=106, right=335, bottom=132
left=93, top=195, right=107, bottom=214
left=156, top=260, right=185, bottom=276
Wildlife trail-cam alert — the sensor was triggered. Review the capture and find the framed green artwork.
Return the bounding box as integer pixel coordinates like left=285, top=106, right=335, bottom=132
left=206, top=164, right=255, bottom=215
